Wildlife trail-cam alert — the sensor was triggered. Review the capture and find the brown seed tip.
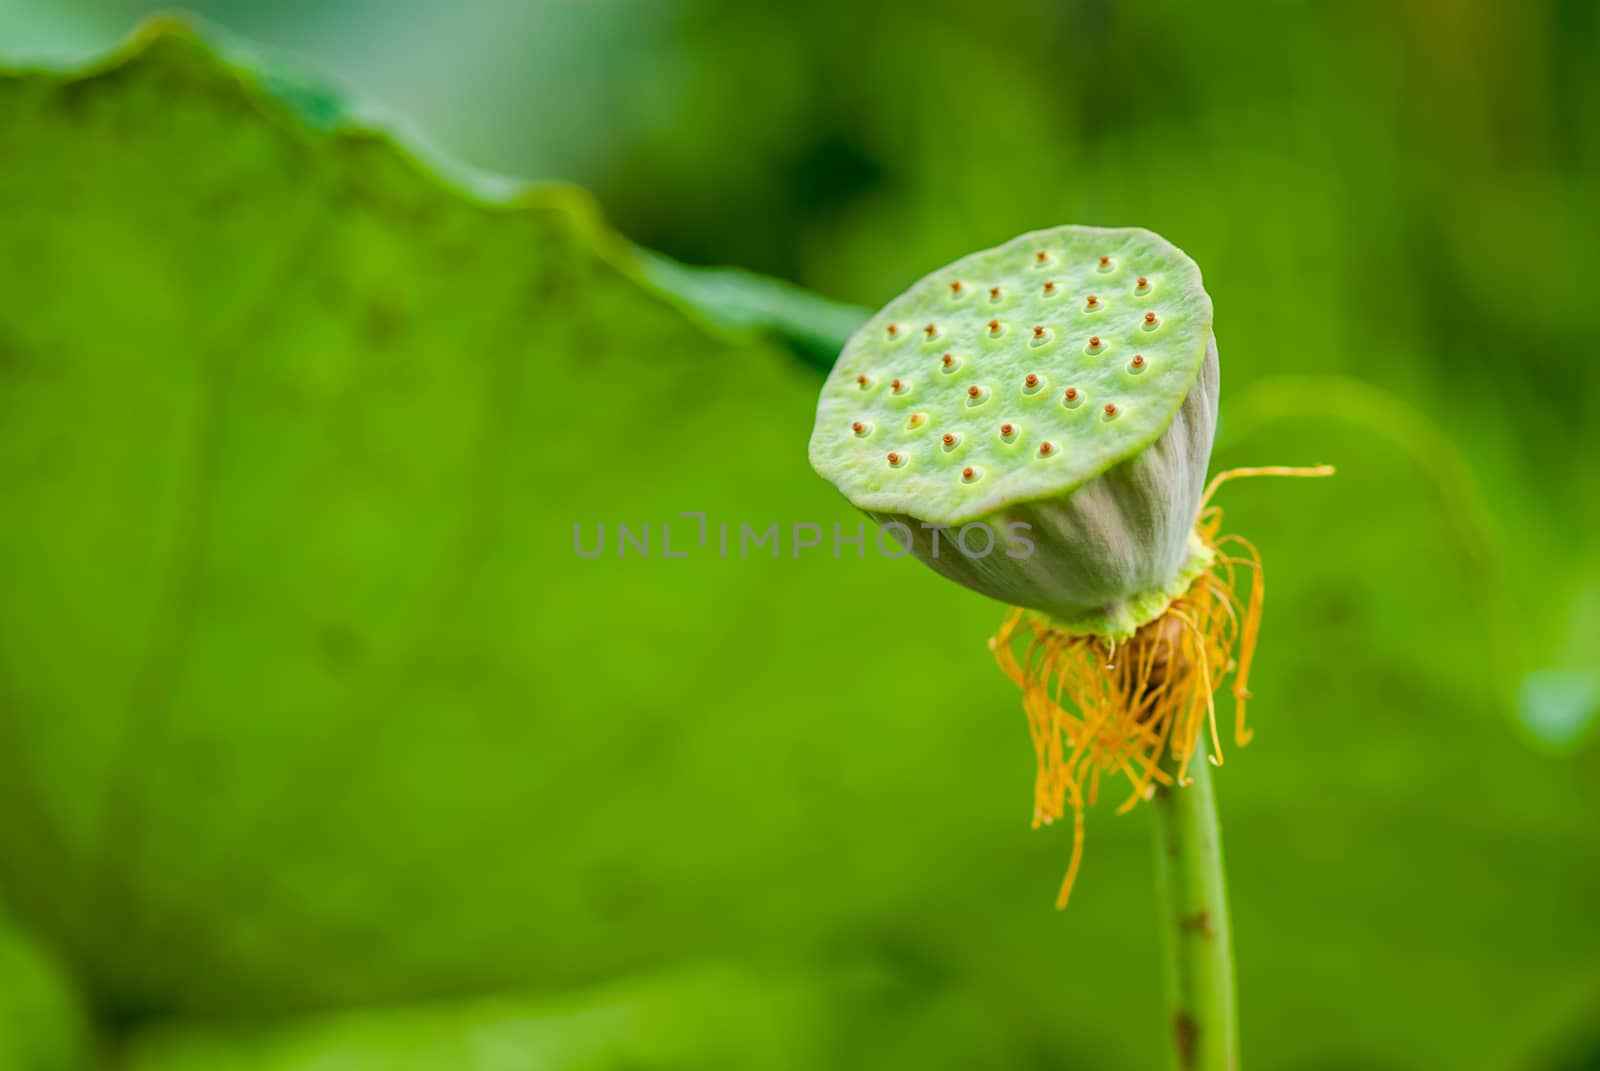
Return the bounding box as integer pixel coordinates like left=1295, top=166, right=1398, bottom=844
left=1131, top=354, right=1145, bottom=368
left=1032, top=325, right=1046, bottom=339
left=942, top=433, right=956, bottom=446
left=1043, top=280, right=1057, bottom=293
left=1001, top=423, right=1015, bottom=436
left=962, top=466, right=975, bottom=480
left=887, top=323, right=899, bottom=337
left=1137, top=276, right=1149, bottom=288
left=941, top=353, right=955, bottom=367
left=1039, top=441, right=1054, bottom=456
left=1144, top=312, right=1158, bottom=325
left=887, top=452, right=901, bottom=465
left=891, top=378, right=905, bottom=393
left=856, top=374, right=869, bottom=387
left=967, top=385, right=982, bottom=398
left=1086, top=295, right=1099, bottom=308
left=950, top=280, right=963, bottom=294
left=1089, top=335, right=1102, bottom=348
left=1104, top=403, right=1117, bottom=416
left=989, top=287, right=1002, bottom=299
left=1025, top=373, right=1039, bottom=387
left=851, top=421, right=865, bottom=434
left=909, top=412, right=925, bottom=426
left=1035, top=251, right=1048, bottom=263
left=924, top=323, right=937, bottom=337
left=1065, top=387, right=1079, bottom=401
left=988, top=319, right=1001, bottom=332
left=1099, top=255, right=1111, bottom=268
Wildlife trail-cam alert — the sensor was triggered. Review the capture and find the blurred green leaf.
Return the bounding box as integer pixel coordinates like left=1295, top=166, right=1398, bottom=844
left=633, top=248, right=867, bottom=373
left=123, top=966, right=824, bottom=1071
left=123, top=961, right=1055, bottom=1071
left=0, top=907, right=92, bottom=1071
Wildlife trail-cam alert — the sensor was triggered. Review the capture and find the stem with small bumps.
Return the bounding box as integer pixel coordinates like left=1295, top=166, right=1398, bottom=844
left=1150, top=752, right=1239, bottom=1071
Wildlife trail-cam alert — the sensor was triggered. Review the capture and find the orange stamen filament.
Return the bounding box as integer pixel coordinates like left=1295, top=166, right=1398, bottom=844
left=987, top=464, right=1333, bottom=909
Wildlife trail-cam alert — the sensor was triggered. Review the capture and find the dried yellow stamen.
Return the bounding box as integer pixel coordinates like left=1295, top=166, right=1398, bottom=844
left=988, top=465, right=1332, bottom=909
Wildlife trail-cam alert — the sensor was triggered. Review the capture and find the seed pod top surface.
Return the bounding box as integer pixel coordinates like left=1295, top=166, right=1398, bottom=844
left=809, top=226, right=1213, bottom=525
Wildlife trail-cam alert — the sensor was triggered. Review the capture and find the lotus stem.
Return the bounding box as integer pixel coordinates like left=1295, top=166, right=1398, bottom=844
left=1150, top=751, right=1239, bottom=1071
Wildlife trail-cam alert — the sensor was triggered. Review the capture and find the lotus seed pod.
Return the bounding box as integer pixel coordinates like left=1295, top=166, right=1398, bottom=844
left=809, top=226, right=1218, bottom=639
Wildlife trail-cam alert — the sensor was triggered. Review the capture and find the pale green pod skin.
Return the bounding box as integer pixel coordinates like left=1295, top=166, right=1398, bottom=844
left=809, top=226, right=1218, bottom=639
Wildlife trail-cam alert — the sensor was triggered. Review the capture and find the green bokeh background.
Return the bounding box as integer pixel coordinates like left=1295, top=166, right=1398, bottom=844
left=1, top=2, right=1597, bottom=1069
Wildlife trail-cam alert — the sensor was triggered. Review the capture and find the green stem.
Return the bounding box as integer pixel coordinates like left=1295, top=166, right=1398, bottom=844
left=1150, top=753, right=1239, bottom=1071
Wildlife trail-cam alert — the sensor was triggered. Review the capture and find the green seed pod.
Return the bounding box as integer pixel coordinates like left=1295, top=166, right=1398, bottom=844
left=809, top=226, right=1217, bottom=639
